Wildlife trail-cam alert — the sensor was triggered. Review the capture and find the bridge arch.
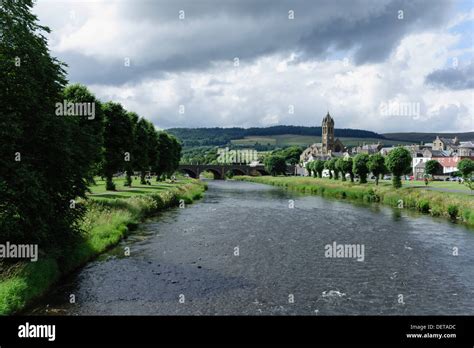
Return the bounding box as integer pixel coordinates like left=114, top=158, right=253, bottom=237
left=255, top=168, right=269, bottom=176
left=179, top=168, right=198, bottom=179
left=200, top=168, right=223, bottom=180
left=226, top=168, right=247, bottom=177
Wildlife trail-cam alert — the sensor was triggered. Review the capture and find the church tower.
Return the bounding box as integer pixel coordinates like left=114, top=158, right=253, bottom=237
left=322, top=112, right=334, bottom=155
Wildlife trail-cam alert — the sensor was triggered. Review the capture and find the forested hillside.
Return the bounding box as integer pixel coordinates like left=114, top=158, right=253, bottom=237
left=167, top=126, right=384, bottom=147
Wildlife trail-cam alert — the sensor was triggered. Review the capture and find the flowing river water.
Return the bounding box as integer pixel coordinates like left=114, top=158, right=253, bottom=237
left=28, top=180, right=474, bottom=315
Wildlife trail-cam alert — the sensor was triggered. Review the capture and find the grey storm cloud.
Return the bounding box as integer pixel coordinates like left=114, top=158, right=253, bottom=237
left=45, top=0, right=454, bottom=85
left=425, top=62, right=474, bottom=90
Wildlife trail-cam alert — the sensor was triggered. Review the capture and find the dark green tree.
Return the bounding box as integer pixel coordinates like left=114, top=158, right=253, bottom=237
left=329, top=158, right=339, bottom=179
left=345, top=158, right=355, bottom=182
left=306, top=161, right=313, bottom=177
left=424, top=160, right=442, bottom=185
left=353, top=153, right=370, bottom=183
left=0, top=0, right=96, bottom=249
left=264, top=155, right=287, bottom=176
left=273, top=146, right=303, bottom=165
left=324, top=160, right=334, bottom=179
left=457, top=158, right=474, bottom=190
left=385, top=147, right=412, bottom=188
left=102, top=102, right=134, bottom=190
left=134, top=118, right=155, bottom=184
left=314, top=160, right=325, bottom=178
left=367, top=153, right=387, bottom=185
left=154, top=132, right=181, bottom=180
left=336, top=158, right=347, bottom=181
left=123, top=112, right=138, bottom=186
left=168, top=135, right=182, bottom=178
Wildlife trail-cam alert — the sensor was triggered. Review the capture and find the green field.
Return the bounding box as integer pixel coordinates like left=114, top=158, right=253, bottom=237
left=234, top=176, right=474, bottom=227
left=395, top=180, right=471, bottom=192
left=231, top=134, right=413, bottom=147
left=88, top=177, right=193, bottom=199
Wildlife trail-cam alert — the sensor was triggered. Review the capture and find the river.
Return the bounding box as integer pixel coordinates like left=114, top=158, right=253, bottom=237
left=28, top=180, right=474, bottom=315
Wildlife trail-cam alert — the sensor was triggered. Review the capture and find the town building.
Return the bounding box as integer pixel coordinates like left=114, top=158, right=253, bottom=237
left=300, top=112, right=347, bottom=165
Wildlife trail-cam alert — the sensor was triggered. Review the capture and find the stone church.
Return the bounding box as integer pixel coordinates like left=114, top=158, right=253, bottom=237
left=300, top=112, right=346, bottom=164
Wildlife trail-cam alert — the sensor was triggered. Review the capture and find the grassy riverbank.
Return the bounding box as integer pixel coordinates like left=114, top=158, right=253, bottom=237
left=234, top=176, right=474, bottom=227
left=0, top=177, right=206, bottom=315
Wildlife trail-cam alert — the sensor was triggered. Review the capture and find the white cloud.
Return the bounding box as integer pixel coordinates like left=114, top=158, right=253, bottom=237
left=33, top=0, right=473, bottom=133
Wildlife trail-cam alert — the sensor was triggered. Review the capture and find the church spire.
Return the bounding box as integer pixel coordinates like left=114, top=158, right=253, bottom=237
left=322, top=112, right=335, bottom=154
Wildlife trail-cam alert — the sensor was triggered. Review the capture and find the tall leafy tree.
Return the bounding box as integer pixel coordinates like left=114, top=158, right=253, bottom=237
left=324, top=159, right=334, bottom=179
left=264, top=155, right=286, bottom=176
left=367, top=153, right=386, bottom=185
left=61, top=84, right=105, bottom=183
left=353, top=154, right=370, bottom=183
left=168, top=135, right=182, bottom=178
left=457, top=158, right=474, bottom=191
left=329, top=158, right=339, bottom=180
left=336, top=158, right=347, bottom=181
left=102, top=102, right=134, bottom=190
left=154, top=132, right=181, bottom=180
left=0, top=0, right=97, bottom=249
left=273, top=146, right=303, bottom=165
left=386, top=147, right=412, bottom=188
left=147, top=126, right=160, bottom=180
left=424, top=160, right=442, bottom=185
left=341, top=158, right=354, bottom=182
left=155, top=132, right=171, bottom=181
left=123, top=112, right=139, bottom=186
left=134, top=118, right=154, bottom=184
left=314, top=160, right=325, bottom=178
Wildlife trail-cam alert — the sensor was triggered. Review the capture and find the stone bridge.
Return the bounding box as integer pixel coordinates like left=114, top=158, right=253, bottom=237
left=178, top=164, right=296, bottom=179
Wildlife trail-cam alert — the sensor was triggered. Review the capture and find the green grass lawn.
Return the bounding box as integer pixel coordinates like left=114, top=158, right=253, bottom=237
left=396, top=180, right=471, bottom=192
left=88, top=177, right=192, bottom=198
left=234, top=176, right=474, bottom=227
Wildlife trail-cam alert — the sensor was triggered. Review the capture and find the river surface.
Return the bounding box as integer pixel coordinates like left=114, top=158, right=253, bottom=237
left=28, top=180, right=474, bottom=315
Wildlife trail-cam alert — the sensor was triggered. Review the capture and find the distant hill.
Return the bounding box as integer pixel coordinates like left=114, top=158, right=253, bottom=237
left=230, top=135, right=412, bottom=148
left=383, top=132, right=474, bottom=143
left=167, top=126, right=474, bottom=148
left=167, top=126, right=384, bottom=147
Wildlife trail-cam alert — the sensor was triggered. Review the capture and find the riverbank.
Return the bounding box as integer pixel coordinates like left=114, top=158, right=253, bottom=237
left=0, top=178, right=206, bottom=315
left=234, top=176, right=474, bottom=227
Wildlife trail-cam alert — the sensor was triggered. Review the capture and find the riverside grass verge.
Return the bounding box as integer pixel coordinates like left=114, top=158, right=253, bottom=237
left=234, top=176, right=474, bottom=227
left=0, top=177, right=207, bottom=315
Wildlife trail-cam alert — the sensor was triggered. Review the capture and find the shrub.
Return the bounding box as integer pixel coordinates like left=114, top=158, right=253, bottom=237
left=447, top=205, right=459, bottom=219
left=417, top=200, right=430, bottom=213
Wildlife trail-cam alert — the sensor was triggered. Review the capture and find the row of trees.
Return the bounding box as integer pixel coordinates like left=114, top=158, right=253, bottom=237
left=64, top=85, right=181, bottom=191
left=0, top=0, right=180, bottom=248
left=306, top=148, right=413, bottom=188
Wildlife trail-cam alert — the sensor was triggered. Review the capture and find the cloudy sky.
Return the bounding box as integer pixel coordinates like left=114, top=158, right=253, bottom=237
left=34, top=0, right=473, bottom=133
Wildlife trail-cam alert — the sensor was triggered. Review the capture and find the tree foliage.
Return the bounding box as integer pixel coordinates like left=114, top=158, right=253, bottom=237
left=386, top=147, right=412, bottom=188
left=0, top=0, right=182, bottom=255
left=353, top=154, right=370, bottom=183
left=264, top=155, right=287, bottom=176
left=458, top=158, right=474, bottom=190
left=424, top=160, right=442, bottom=184
left=314, top=160, right=325, bottom=178
left=367, top=153, right=387, bottom=185
left=272, top=146, right=303, bottom=165
left=0, top=0, right=86, bottom=249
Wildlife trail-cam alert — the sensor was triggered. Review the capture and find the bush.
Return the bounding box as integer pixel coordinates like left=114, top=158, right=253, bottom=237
left=447, top=205, right=459, bottom=219
left=417, top=200, right=430, bottom=213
